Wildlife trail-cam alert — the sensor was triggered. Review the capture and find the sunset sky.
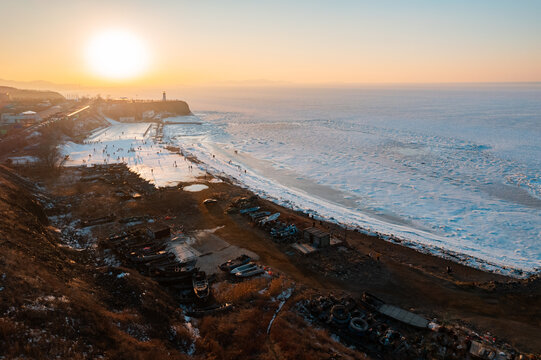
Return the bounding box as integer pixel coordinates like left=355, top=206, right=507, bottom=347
left=1, top=0, right=540, bottom=86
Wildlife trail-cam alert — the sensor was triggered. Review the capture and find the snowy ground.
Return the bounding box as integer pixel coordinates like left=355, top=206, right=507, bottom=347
left=8, top=156, right=39, bottom=164
left=61, top=119, right=204, bottom=187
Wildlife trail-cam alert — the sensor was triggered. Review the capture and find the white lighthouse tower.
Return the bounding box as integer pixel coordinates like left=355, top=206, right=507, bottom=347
left=162, top=91, right=166, bottom=102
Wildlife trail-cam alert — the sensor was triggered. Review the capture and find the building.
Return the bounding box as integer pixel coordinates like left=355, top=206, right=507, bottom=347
left=162, top=91, right=166, bottom=101
left=303, top=227, right=330, bottom=248
left=119, top=116, right=136, bottom=122
left=1, top=111, right=41, bottom=125
left=142, top=110, right=155, bottom=120
left=147, top=223, right=171, bottom=240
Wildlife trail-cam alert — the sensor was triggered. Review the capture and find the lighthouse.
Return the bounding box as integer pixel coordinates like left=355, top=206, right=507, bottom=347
left=162, top=91, right=166, bottom=102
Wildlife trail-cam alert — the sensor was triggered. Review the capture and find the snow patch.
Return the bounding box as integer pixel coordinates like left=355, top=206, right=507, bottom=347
left=183, top=184, right=208, bottom=192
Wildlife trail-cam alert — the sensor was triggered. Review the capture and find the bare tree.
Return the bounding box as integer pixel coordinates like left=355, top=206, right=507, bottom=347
left=36, top=125, right=62, bottom=171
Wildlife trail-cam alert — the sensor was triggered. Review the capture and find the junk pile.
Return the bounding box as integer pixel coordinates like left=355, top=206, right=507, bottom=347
left=239, top=206, right=299, bottom=243
left=100, top=226, right=232, bottom=316
left=225, top=196, right=258, bottom=214
left=81, top=214, right=116, bottom=228
left=298, top=292, right=524, bottom=360
left=270, top=222, right=299, bottom=242
left=79, top=163, right=155, bottom=196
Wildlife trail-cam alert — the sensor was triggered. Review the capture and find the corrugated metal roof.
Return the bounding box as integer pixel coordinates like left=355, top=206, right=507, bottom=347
left=304, top=227, right=329, bottom=238
left=378, top=304, right=428, bottom=328
left=171, top=243, right=199, bottom=264
left=291, top=243, right=317, bottom=254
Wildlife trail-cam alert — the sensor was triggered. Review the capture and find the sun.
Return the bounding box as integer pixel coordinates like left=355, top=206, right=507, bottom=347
left=86, top=30, right=149, bottom=79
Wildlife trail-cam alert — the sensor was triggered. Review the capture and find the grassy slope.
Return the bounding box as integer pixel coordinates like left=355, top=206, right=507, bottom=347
left=0, top=165, right=190, bottom=359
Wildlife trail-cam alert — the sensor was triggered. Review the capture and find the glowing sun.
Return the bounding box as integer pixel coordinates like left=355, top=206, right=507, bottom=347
left=86, top=30, right=149, bottom=79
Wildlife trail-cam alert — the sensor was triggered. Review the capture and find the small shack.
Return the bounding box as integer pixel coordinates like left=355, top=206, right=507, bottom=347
left=303, top=227, right=330, bottom=248
left=147, top=223, right=171, bottom=240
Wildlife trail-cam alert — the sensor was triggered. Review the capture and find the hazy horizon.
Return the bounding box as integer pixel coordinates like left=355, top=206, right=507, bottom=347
left=2, top=77, right=541, bottom=102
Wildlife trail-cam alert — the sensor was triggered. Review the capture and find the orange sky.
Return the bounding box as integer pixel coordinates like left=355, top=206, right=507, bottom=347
left=1, top=1, right=540, bottom=86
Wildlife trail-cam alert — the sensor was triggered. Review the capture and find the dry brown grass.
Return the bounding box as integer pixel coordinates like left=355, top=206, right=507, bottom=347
left=267, top=275, right=294, bottom=298
left=0, top=165, right=193, bottom=359
left=198, top=275, right=370, bottom=359
left=269, top=309, right=365, bottom=360
left=214, top=276, right=270, bottom=303
left=196, top=307, right=272, bottom=359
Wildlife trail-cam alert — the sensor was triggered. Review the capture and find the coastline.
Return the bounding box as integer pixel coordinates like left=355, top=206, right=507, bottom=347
left=62, top=116, right=540, bottom=278
left=140, top=168, right=541, bottom=352
left=183, top=141, right=538, bottom=279
left=168, top=172, right=541, bottom=353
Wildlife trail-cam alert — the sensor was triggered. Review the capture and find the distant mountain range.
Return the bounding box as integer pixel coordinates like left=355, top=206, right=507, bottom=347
left=0, top=85, right=65, bottom=101
left=0, top=78, right=82, bottom=92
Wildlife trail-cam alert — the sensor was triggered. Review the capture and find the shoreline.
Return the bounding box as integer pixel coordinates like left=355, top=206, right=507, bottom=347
left=197, top=173, right=527, bottom=281
left=183, top=141, right=538, bottom=279
left=60, top=116, right=539, bottom=278
left=196, top=167, right=535, bottom=279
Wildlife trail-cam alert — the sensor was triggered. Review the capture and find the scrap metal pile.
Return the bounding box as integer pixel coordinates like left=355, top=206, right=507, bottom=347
left=100, top=227, right=234, bottom=317
left=79, top=163, right=155, bottom=195
left=239, top=205, right=299, bottom=243
left=297, top=292, right=524, bottom=360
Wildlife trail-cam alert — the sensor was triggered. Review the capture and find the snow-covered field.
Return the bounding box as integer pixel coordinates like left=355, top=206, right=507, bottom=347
left=61, top=118, right=204, bottom=187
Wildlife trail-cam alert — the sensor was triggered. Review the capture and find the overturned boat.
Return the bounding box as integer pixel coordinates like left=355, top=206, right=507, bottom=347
left=230, top=262, right=257, bottom=275
left=192, top=271, right=210, bottom=299
left=235, top=265, right=265, bottom=278
left=130, top=250, right=175, bottom=264
left=219, top=254, right=252, bottom=272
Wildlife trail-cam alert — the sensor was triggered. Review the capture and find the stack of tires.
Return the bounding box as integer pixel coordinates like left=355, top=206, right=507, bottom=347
left=330, top=305, right=351, bottom=326
left=349, top=317, right=369, bottom=336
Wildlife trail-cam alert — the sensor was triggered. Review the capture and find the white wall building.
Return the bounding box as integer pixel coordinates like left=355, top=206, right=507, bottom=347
left=1, top=111, right=41, bottom=125
left=119, top=116, right=136, bottom=122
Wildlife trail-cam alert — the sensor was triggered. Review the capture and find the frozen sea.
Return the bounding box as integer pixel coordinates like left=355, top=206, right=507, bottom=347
left=177, top=84, right=541, bottom=276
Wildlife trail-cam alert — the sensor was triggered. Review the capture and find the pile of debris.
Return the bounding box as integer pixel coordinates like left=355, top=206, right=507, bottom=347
left=236, top=202, right=350, bottom=256
left=298, top=292, right=526, bottom=359
left=225, top=196, right=258, bottom=214
left=100, top=225, right=232, bottom=317
left=238, top=205, right=299, bottom=243
left=79, top=164, right=155, bottom=196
